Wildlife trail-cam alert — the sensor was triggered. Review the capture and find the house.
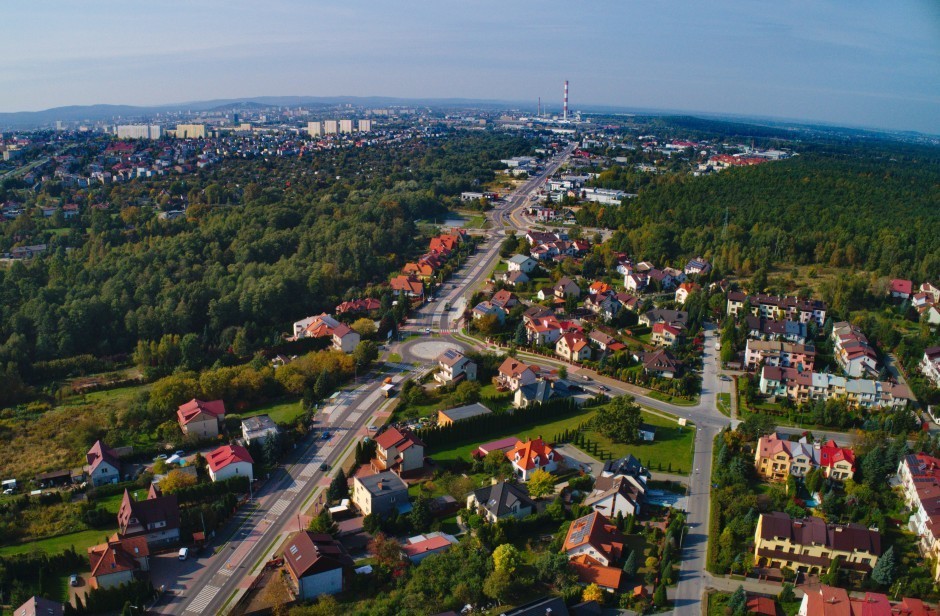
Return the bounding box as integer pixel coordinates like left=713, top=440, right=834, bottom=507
left=283, top=531, right=354, bottom=600
left=491, top=289, right=519, bottom=312
left=207, top=444, right=254, bottom=482
left=507, top=437, right=562, bottom=481
left=584, top=474, right=646, bottom=518
left=921, top=346, right=940, bottom=388
left=746, top=596, right=780, bottom=616
left=117, top=489, right=180, bottom=546
left=638, top=349, right=682, bottom=379
left=466, top=481, right=537, bottom=523
left=755, top=433, right=817, bottom=482
left=514, top=379, right=573, bottom=408
left=177, top=398, right=226, bottom=439
left=352, top=471, right=410, bottom=517
left=241, top=414, right=280, bottom=445
left=584, top=293, right=621, bottom=321
left=373, top=428, right=425, bottom=474
left=832, top=321, right=878, bottom=377
left=335, top=298, right=381, bottom=315
left=12, top=597, right=65, bottom=616
left=727, top=292, right=827, bottom=327
left=588, top=330, right=625, bottom=353
left=569, top=554, right=623, bottom=592
left=526, top=316, right=564, bottom=346
left=639, top=308, right=688, bottom=330
left=87, top=535, right=149, bottom=589
left=675, top=282, right=700, bottom=304
left=797, top=585, right=939, bottom=616
left=743, top=340, right=816, bottom=371
left=437, top=402, right=492, bottom=427
left=86, top=440, right=121, bottom=487
left=497, top=357, right=538, bottom=390
left=588, top=281, right=612, bottom=295
left=754, top=512, right=881, bottom=575
left=889, top=278, right=914, bottom=300
left=817, top=440, right=857, bottom=481
left=921, top=282, right=940, bottom=305
left=522, top=304, right=554, bottom=324
left=684, top=257, right=712, bottom=276
left=615, top=292, right=641, bottom=312
left=745, top=316, right=808, bottom=345
left=390, top=275, right=424, bottom=299
left=556, top=332, right=591, bottom=362
left=507, top=254, right=538, bottom=273
left=554, top=277, right=581, bottom=299
left=290, top=313, right=361, bottom=353
left=401, top=532, right=458, bottom=563
left=472, top=301, right=505, bottom=323
left=624, top=273, right=648, bottom=292
left=650, top=322, right=681, bottom=348
left=435, top=348, right=478, bottom=385
left=896, top=453, right=940, bottom=583
left=647, top=268, right=676, bottom=290
left=504, top=270, right=530, bottom=286
left=562, top=512, right=624, bottom=565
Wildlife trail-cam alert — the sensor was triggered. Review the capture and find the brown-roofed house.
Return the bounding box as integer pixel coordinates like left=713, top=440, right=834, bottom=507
left=117, top=489, right=181, bottom=546
left=754, top=512, right=881, bottom=576
left=177, top=398, right=226, bottom=439
left=283, top=531, right=354, bottom=600
left=87, top=535, right=150, bottom=589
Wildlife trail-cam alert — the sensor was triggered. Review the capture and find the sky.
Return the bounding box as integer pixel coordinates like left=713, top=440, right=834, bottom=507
left=1, top=1, right=939, bottom=133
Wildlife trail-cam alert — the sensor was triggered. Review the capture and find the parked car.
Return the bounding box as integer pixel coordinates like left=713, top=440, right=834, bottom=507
left=178, top=548, right=189, bottom=561
left=154, top=454, right=168, bottom=461
left=174, top=450, right=185, bottom=457
left=69, top=574, right=79, bottom=587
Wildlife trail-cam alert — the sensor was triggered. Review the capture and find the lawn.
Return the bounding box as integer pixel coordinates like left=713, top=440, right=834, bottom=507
left=428, top=403, right=694, bottom=475
left=648, top=390, right=697, bottom=406
left=234, top=398, right=306, bottom=425
left=0, top=528, right=116, bottom=557
left=464, top=215, right=487, bottom=229
left=717, top=393, right=731, bottom=417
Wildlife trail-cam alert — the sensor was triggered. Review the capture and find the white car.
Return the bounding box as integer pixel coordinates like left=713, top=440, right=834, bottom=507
left=178, top=547, right=189, bottom=560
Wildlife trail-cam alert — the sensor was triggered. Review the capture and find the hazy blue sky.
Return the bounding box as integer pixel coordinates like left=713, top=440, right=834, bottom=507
left=2, top=1, right=939, bottom=133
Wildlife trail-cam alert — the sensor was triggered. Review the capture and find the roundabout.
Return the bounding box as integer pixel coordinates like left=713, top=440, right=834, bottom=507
left=400, top=336, right=471, bottom=363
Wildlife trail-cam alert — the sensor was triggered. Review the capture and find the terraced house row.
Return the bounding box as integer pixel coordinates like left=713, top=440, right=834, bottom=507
left=759, top=365, right=914, bottom=409
left=754, top=433, right=856, bottom=482
left=726, top=292, right=827, bottom=326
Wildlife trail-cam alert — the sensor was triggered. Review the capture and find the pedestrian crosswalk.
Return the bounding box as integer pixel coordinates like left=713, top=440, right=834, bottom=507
left=286, top=479, right=306, bottom=493
left=217, top=565, right=234, bottom=577
left=268, top=498, right=291, bottom=517
left=186, top=584, right=220, bottom=613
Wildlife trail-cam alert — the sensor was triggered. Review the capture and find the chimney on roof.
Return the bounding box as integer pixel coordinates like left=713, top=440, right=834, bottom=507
left=377, top=480, right=383, bottom=490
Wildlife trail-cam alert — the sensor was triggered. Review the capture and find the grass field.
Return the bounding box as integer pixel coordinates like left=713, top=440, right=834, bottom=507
left=717, top=393, right=731, bottom=417
left=648, top=390, right=697, bottom=406
left=234, top=399, right=306, bottom=425
left=428, top=404, right=694, bottom=474
left=0, top=527, right=116, bottom=557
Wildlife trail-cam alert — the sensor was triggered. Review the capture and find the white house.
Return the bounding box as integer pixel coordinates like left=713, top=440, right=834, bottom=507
left=86, top=440, right=122, bottom=487
left=507, top=254, right=538, bottom=274
left=206, top=444, right=254, bottom=482
left=284, top=531, right=353, bottom=600
left=241, top=414, right=280, bottom=445
left=434, top=348, right=478, bottom=385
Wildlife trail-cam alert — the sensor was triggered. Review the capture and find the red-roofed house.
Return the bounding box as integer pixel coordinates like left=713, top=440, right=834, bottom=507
left=401, top=532, right=458, bottom=563
left=651, top=322, right=682, bottom=348
left=556, top=332, right=591, bottom=362
left=390, top=275, right=424, bottom=299
left=817, top=440, right=856, bottom=481
left=87, top=535, right=150, bottom=589
left=207, top=444, right=254, bottom=482
left=177, top=399, right=226, bottom=439
left=86, top=440, right=121, bottom=486
left=497, top=357, right=538, bottom=390
left=569, top=554, right=623, bottom=592
left=889, top=279, right=914, bottom=300
left=562, top=511, right=625, bottom=567
left=335, top=298, right=381, bottom=315
left=373, top=428, right=425, bottom=474
left=746, top=595, right=780, bottom=616
left=290, top=313, right=361, bottom=353
left=507, top=437, right=562, bottom=481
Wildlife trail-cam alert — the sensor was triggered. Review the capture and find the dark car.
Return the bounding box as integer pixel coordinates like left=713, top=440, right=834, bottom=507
left=319, top=463, right=329, bottom=472
left=321, top=431, right=331, bottom=440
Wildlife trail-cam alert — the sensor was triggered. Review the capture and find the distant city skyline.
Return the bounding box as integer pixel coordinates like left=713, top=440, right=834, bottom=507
left=2, top=1, right=939, bottom=134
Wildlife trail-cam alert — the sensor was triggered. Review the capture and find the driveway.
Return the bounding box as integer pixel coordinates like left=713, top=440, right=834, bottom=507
left=554, top=443, right=603, bottom=476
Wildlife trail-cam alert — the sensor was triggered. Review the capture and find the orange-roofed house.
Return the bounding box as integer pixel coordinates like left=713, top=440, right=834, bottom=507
left=675, top=282, right=701, bottom=305
left=562, top=511, right=625, bottom=567
left=373, top=427, right=425, bottom=474
left=177, top=398, right=226, bottom=439
left=206, top=444, right=254, bottom=482
left=569, top=554, right=623, bottom=592
left=497, top=357, right=538, bottom=391
left=390, top=275, right=424, bottom=299
left=556, top=332, right=591, bottom=362
left=87, top=535, right=150, bottom=589
left=589, top=281, right=612, bottom=296
left=507, top=437, right=562, bottom=481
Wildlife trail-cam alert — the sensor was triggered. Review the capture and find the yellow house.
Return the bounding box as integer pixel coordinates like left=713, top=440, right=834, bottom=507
left=754, top=434, right=855, bottom=483
left=754, top=512, right=881, bottom=576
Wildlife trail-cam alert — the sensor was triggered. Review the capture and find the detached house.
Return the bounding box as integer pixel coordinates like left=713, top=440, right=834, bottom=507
left=675, top=282, right=700, bottom=304
left=584, top=473, right=646, bottom=519
left=435, top=348, right=478, bottom=385
left=637, top=349, right=682, bottom=379
left=206, top=444, right=254, bottom=482
left=117, top=489, right=180, bottom=546
left=889, top=279, right=914, bottom=300
left=87, top=535, right=149, bottom=590
left=373, top=428, right=425, bottom=475
left=507, top=254, right=538, bottom=273
left=922, top=346, right=940, bottom=388
left=556, top=332, right=591, bottom=362
left=466, top=481, right=537, bottom=523
left=352, top=471, right=409, bottom=517
left=650, top=322, right=682, bottom=348
left=390, top=275, right=424, bottom=299
left=554, top=277, right=581, bottom=299
left=283, top=531, right=354, bottom=600
left=177, top=398, right=226, bottom=439
left=290, top=313, right=361, bottom=353
left=562, top=512, right=625, bottom=592
left=497, top=357, right=539, bottom=391
left=507, top=437, right=562, bottom=481
left=86, top=440, right=121, bottom=487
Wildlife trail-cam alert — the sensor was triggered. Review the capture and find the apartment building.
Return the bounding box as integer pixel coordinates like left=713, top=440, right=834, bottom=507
left=727, top=292, right=827, bottom=326
left=743, top=340, right=816, bottom=371
left=831, top=321, right=878, bottom=377
left=897, top=453, right=940, bottom=582
left=759, top=365, right=913, bottom=410
left=754, top=512, right=882, bottom=576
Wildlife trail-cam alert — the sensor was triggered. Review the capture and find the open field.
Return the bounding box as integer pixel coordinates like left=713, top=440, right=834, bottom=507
left=428, top=404, right=694, bottom=474
left=232, top=398, right=305, bottom=425
left=0, top=527, right=116, bottom=557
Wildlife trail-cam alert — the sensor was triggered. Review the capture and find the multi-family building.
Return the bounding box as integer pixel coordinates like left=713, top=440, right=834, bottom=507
left=759, top=366, right=913, bottom=409
left=745, top=316, right=808, bottom=345
left=754, top=512, right=882, bottom=576
left=754, top=433, right=855, bottom=482
left=289, top=313, right=361, bottom=353
left=727, top=292, right=827, bottom=326
left=743, top=340, right=816, bottom=371
left=798, top=585, right=939, bottom=616
left=921, top=346, right=940, bottom=388
left=897, top=453, right=940, bottom=582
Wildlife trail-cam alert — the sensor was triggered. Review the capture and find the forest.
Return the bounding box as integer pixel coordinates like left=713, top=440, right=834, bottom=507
left=576, top=140, right=940, bottom=280
left=0, top=132, right=533, bottom=402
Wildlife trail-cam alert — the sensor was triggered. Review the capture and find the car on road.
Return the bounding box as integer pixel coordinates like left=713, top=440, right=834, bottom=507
left=321, top=431, right=331, bottom=440
left=425, top=327, right=431, bottom=334
left=598, top=385, right=610, bottom=392
left=581, top=375, right=592, bottom=381
left=319, top=463, right=329, bottom=472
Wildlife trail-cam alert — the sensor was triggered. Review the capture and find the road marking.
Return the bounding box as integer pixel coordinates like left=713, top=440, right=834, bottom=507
left=185, top=584, right=220, bottom=613
left=217, top=565, right=234, bottom=576
left=287, top=479, right=307, bottom=493
left=268, top=498, right=291, bottom=517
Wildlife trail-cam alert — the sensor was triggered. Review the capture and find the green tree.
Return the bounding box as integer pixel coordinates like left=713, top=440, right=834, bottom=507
left=353, top=340, right=379, bottom=369
left=871, top=546, right=896, bottom=586
left=483, top=569, right=513, bottom=604
left=327, top=469, right=348, bottom=502
left=527, top=468, right=555, bottom=498
left=308, top=509, right=338, bottom=536
left=653, top=584, right=668, bottom=608
left=409, top=496, right=433, bottom=532
left=593, top=396, right=643, bottom=443
left=623, top=549, right=638, bottom=576
left=350, top=318, right=377, bottom=338
left=492, top=543, right=521, bottom=574
left=778, top=582, right=796, bottom=604
left=514, top=321, right=528, bottom=346
left=727, top=585, right=747, bottom=615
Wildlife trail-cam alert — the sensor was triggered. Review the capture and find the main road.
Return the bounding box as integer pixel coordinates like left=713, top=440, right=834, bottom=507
left=166, top=144, right=575, bottom=615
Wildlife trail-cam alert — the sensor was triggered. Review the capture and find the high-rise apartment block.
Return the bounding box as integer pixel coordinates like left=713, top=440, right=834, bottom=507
left=175, top=124, right=206, bottom=139
left=357, top=119, right=372, bottom=133
left=339, top=119, right=354, bottom=134
left=323, top=120, right=338, bottom=135
left=116, top=125, right=162, bottom=140
left=307, top=121, right=322, bottom=137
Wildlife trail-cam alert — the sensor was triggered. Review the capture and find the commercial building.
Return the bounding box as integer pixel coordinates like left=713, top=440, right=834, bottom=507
left=754, top=512, right=881, bottom=575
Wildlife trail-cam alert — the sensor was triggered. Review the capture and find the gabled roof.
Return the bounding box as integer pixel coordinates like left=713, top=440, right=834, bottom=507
left=499, top=357, right=533, bottom=378
left=375, top=427, right=425, bottom=453
left=436, top=348, right=469, bottom=367
left=569, top=554, right=624, bottom=590
left=13, top=597, right=64, bottom=616
left=87, top=439, right=120, bottom=473
left=177, top=398, right=226, bottom=425
left=508, top=437, right=559, bottom=470
left=206, top=444, right=254, bottom=472
left=890, top=279, right=914, bottom=295
left=562, top=511, right=625, bottom=562
left=283, top=531, right=354, bottom=580
left=88, top=535, right=149, bottom=579
left=118, top=489, right=180, bottom=534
